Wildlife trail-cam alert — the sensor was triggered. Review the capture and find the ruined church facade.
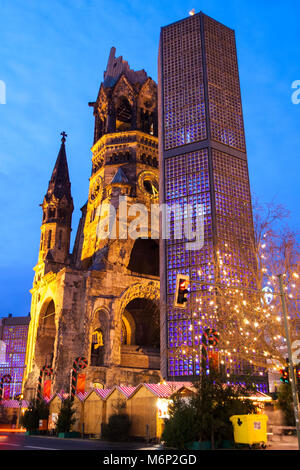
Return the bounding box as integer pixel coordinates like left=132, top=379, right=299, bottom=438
left=23, top=48, right=161, bottom=399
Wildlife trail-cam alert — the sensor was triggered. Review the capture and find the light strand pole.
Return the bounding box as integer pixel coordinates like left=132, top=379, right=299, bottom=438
left=277, top=274, right=300, bottom=449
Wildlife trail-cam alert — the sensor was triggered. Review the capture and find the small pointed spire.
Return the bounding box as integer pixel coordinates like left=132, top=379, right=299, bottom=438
left=46, top=132, right=72, bottom=202
left=111, top=167, right=129, bottom=184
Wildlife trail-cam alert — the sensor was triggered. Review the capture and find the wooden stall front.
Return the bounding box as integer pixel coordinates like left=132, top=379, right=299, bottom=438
left=48, top=394, right=63, bottom=431
left=71, top=393, right=86, bottom=433
left=127, top=384, right=158, bottom=440
left=128, top=383, right=195, bottom=441
left=83, top=388, right=112, bottom=437
left=105, top=386, right=136, bottom=424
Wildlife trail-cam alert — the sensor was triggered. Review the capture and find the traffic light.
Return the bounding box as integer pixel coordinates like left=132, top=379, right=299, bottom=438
left=280, top=367, right=289, bottom=384
left=296, top=366, right=300, bottom=380
left=174, top=274, right=190, bottom=308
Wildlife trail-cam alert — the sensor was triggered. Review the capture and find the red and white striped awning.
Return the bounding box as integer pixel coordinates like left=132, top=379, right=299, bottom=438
left=0, top=399, right=29, bottom=408
left=92, top=388, right=114, bottom=400
left=142, top=381, right=194, bottom=398
left=115, top=385, right=137, bottom=398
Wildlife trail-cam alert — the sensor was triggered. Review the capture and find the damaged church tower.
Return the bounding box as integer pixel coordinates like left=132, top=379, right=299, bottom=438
left=23, top=48, right=160, bottom=399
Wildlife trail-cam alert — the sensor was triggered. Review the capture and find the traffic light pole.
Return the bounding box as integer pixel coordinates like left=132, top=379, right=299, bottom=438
left=278, top=274, right=300, bottom=449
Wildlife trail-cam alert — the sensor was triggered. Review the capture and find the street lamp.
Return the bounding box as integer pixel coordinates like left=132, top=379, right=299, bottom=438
left=277, top=274, right=300, bottom=449
left=16, top=393, right=24, bottom=429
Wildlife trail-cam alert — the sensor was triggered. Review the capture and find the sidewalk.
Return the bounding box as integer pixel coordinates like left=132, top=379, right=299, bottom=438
left=267, top=435, right=298, bottom=450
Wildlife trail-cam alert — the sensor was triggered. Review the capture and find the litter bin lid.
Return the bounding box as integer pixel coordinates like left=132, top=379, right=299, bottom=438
left=230, top=414, right=268, bottom=423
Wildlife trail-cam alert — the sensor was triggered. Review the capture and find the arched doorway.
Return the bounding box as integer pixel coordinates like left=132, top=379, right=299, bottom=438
left=112, top=280, right=160, bottom=368
left=121, top=298, right=160, bottom=350
left=35, top=299, right=56, bottom=369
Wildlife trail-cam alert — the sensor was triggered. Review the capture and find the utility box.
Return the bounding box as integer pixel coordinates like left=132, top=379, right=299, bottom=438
left=38, top=419, right=48, bottom=431
left=230, top=414, right=268, bottom=448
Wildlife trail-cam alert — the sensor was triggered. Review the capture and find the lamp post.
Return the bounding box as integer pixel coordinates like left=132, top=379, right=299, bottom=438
left=16, top=393, right=23, bottom=429
left=277, top=274, right=300, bottom=449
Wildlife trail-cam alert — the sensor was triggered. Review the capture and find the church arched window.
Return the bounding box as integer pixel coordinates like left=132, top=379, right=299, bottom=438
left=58, top=230, right=62, bottom=250
left=90, top=327, right=104, bottom=366
left=47, top=230, right=52, bottom=249
left=116, top=97, right=132, bottom=123
left=116, top=96, right=132, bottom=131
left=48, top=208, right=56, bottom=219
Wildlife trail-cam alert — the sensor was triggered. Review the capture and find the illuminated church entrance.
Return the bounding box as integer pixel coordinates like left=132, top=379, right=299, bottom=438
left=35, top=300, right=56, bottom=369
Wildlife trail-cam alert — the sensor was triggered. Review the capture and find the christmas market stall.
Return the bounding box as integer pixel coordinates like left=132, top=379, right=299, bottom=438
left=127, top=382, right=195, bottom=441
left=105, top=386, right=136, bottom=424
left=47, top=391, right=69, bottom=432
left=83, top=388, right=113, bottom=437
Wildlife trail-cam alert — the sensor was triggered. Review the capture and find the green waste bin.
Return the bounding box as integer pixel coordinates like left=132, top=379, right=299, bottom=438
left=230, top=414, right=268, bottom=448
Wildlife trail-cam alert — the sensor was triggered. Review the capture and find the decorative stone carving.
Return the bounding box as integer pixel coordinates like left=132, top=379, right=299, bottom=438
left=113, top=280, right=160, bottom=322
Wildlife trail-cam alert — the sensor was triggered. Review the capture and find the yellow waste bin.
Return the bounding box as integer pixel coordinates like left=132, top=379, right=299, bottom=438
left=230, top=414, right=268, bottom=448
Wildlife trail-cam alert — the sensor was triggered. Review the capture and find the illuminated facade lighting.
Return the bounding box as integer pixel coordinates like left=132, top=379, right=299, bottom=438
left=158, top=12, right=264, bottom=387
left=0, top=314, right=30, bottom=398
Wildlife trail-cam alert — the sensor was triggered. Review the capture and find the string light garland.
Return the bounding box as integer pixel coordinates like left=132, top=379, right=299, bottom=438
left=169, top=229, right=299, bottom=383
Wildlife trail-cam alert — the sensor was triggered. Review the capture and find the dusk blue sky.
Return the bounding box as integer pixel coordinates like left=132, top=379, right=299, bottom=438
left=0, top=0, right=299, bottom=316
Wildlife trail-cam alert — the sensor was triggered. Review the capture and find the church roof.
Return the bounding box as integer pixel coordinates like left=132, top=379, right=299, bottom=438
left=110, top=167, right=129, bottom=184
left=45, top=250, right=54, bottom=261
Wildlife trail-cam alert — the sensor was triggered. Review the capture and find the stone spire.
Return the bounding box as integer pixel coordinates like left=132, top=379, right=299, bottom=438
left=45, top=132, right=72, bottom=203
left=39, top=132, right=74, bottom=264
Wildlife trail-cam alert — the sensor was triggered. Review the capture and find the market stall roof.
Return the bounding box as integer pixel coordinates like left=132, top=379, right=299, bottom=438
left=115, top=385, right=137, bottom=398
left=132, top=381, right=195, bottom=399
left=85, top=387, right=114, bottom=401
left=76, top=391, right=90, bottom=401
left=0, top=399, right=29, bottom=408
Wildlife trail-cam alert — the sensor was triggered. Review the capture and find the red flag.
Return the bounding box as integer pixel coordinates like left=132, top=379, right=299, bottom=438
left=43, top=380, right=51, bottom=399
left=3, top=386, right=10, bottom=400
left=208, top=350, right=219, bottom=372
left=76, top=374, right=86, bottom=394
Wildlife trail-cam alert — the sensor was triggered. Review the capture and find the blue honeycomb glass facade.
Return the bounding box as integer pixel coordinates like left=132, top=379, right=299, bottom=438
left=159, top=13, right=268, bottom=392
left=0, top=316, right=30, bottom=398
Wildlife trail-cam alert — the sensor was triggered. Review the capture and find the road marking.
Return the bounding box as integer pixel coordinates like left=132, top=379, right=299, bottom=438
left=25, top=445, right=58, bottom=450
left=0, top=443, right=20, bottom=447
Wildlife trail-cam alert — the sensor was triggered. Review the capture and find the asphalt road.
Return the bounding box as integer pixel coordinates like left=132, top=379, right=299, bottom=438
left=0, top=432, right=298, bottom=452
left=0, top=432, right=160, bottom=450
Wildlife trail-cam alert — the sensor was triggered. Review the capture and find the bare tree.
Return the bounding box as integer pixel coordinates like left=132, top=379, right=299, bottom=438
left=170, top=199, right=299, bottom=377
left=212, top=199, right=299, bottom=372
